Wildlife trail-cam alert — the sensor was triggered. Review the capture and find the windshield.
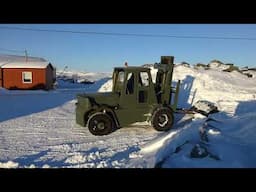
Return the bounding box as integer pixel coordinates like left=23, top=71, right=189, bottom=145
left=113, top=70, right=125, bottom=93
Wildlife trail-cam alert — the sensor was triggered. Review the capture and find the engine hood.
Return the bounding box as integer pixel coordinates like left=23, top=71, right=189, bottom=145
left=77, top=92, right=119, bottom=107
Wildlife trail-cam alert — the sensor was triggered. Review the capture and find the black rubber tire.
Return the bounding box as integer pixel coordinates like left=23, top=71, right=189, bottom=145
left=88, top=113, right=113, bottom=136
left=151, top=107, right=174, bottom=131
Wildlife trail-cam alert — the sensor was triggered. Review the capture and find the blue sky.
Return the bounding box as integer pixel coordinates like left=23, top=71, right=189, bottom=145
left=0, top=24, right=256, bottom=72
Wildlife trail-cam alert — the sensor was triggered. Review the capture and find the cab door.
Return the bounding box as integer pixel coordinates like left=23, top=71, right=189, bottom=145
left=117, top=70, right=154, bottom=126
left=136, top=71, right=151, bottom=121
left=117, top=71, right=141, bottom=126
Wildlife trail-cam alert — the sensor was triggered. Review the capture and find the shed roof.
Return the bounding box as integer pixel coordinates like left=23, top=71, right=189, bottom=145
left=0, top=61, right=51, bottom=69
left=0, top=61, right=8, bottom=66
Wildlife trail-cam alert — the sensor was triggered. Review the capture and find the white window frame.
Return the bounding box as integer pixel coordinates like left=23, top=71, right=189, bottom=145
left=22, top=71, right=33, bottom=84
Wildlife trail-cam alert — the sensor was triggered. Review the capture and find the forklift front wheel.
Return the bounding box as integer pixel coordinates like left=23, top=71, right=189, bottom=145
left=88, top=112, right=113, bottom=136
left=151, top=108, right=174, bottom=131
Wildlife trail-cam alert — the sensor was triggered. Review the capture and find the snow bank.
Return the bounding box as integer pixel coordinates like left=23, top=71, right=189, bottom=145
left=57, top=71, right=111, bottom=82
left=160, top=111, right=256, bottom=168
left=172, top=65, right=256, bottom=114
left=208, top=62, right=230, bottom=71
left=128, top=109, right=256, bottom=168
left=127, top=118, right=205, bottom=168
left=98, top=79, right=113, bottom=92
left=0, top=161, right=19, bottom=168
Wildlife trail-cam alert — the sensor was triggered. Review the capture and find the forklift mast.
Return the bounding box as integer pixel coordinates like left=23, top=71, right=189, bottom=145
left=154, top=56, right=180, bottom=110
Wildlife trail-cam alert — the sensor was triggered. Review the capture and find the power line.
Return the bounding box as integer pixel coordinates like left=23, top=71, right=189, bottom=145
left=1, top=26, right=256, bottom=41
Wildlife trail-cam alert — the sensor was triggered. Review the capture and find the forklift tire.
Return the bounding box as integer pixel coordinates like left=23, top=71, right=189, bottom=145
left=151, top=107, right=174, bottom=131
left=88, top=112, right=113, bottom=136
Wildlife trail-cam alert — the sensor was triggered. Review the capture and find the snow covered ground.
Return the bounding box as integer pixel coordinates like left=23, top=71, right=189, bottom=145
left=0, top=65, right=256, bottom=168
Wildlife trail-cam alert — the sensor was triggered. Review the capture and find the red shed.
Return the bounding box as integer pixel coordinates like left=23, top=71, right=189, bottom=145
left=0, top=61, right=55, bottom=90
left=0, top=67, right=2, bottom=87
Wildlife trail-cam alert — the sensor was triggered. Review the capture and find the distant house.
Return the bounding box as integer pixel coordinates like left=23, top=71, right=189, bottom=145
left=0, top=61, right=55, bottom=90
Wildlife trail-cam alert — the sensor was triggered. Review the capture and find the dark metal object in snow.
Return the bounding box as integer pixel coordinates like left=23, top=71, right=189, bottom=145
left=175, top=100, right=219, bottom=117
left=190, top=144, right=209, bottom=158
left=76, top=56, right=180, bottom=135
left=190, top=100, right=219, bottom=116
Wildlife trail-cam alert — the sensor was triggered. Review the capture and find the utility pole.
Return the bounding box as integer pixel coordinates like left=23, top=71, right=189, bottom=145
left=25, top=49, right=28, bottom=62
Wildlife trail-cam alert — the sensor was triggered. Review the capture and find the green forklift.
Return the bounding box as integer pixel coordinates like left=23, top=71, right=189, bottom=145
left=76, top=56, right=180, bottom=135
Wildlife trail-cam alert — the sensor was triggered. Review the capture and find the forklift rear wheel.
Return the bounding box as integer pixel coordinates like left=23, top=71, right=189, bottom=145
left=88, top=112, right=113, bottom=136
left=152, top=107, right=174, bottom=131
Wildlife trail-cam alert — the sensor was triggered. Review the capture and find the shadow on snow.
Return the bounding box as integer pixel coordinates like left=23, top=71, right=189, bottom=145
left=0, top=78, right=110, bottom=122
left=175, top=75, right=195, bottom=109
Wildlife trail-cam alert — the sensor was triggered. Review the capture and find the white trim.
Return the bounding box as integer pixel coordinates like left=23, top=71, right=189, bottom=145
left=1, top=61, right=49, bottom=69
left=22, top=71, right=32, bottom=84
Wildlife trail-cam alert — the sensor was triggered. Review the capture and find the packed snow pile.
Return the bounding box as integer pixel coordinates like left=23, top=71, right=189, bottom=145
left=57, top=70, right=111, bottom=83
left=1, top=64, right=256, bottom=168
left=172, top=65, right=256, bottom=114
left=127, top=108, right=256, bottom=168
left=56, top=70, right=112, bottom=89
left=207, top=60, right=230, bottom=71
left=0, top=161, right=19, bottom=168
left=162, top=110, right=256, bottom=168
